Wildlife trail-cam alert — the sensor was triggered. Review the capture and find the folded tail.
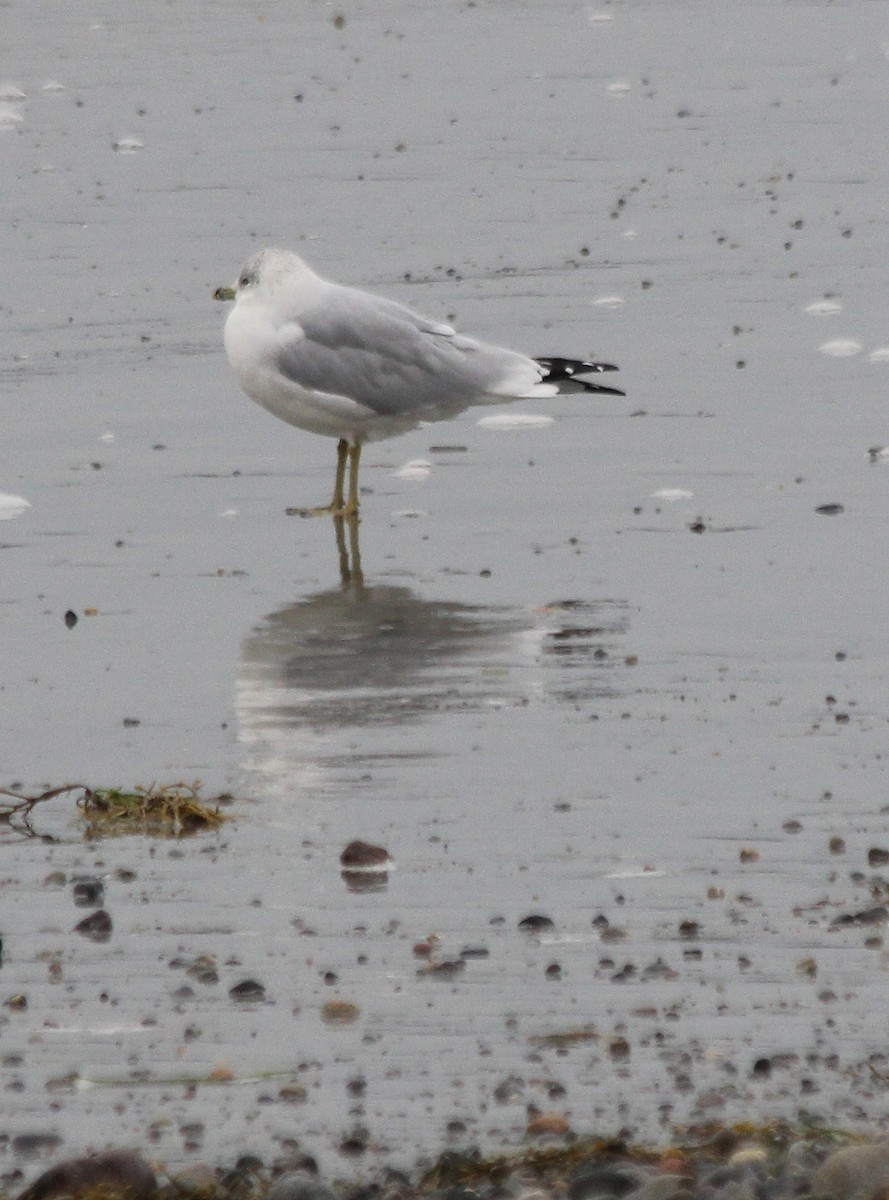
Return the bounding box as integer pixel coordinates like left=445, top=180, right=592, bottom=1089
left=536, top=356, right=625, bottom=396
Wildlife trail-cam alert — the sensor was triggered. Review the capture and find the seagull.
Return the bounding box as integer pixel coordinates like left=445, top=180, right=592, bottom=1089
left=214, top=249, right=624, bottom=517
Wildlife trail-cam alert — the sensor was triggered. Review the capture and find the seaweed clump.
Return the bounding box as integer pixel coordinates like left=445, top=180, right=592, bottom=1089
left=78, top=782, right=227, bottom=837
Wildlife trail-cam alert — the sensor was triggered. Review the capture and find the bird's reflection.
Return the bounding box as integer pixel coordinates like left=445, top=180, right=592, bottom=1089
left=240, top=517, right=524, bottom=732
left=237, top=518, right=630, bottom=797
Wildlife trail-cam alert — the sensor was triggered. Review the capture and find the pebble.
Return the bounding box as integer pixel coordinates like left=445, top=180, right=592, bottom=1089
left=72, top=909, right=112, bottom=942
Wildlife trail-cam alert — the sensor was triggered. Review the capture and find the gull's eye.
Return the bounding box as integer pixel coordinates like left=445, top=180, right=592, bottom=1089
left=239, top=273, right=251, bottom=288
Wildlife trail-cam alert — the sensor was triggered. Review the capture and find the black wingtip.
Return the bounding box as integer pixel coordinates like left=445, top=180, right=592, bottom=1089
left=536, top=356, right=624, bottom=395
left=536, top=356, right=621, bottom=381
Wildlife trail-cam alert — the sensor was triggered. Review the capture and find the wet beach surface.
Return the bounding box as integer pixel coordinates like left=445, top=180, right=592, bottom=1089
left=3, top=0, right=889, bottom=1187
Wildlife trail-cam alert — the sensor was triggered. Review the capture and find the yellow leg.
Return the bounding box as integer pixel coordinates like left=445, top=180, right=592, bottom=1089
left=332, top=438, right=349, bottom=510
left=286, top=439, right=356, bottom=517
left=341, top=443, right=361, bottom=518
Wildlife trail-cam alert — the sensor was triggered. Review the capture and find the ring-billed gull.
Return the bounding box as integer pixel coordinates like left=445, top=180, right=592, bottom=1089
left=214, top=249, right=623, bottom=517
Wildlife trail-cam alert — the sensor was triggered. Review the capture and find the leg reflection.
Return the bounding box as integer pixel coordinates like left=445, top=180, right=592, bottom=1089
left=333, top=513, right=364, bottom=590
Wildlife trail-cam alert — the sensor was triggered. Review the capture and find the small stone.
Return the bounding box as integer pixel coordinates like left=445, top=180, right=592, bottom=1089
left=72, top=877, right=104, bottom=907
left=73, top=910, right=112, bottom=942
left=608, top=1036, right=631, bottom=1059
left=412, top=936, right=439, bottom=959
left=518, top=913, right=554, bottom=933
left=229, top=979, right=266, bottom=1003
left=416, top=959, right=465, bottom=979
left=340, top=840, right=389, bottom=868
left=10, top=1133, right=62, bottom=1160
left=321, top=999, right=359, bottom=1024
left=493, top=1074, right=525, bottom=1104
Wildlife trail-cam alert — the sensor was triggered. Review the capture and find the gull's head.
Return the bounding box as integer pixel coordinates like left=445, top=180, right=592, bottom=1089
left=213, top=248, right=316, bottom=303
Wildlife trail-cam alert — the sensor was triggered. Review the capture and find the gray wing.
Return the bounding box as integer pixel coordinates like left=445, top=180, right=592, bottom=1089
left=275, top=286, right=525, bottom=417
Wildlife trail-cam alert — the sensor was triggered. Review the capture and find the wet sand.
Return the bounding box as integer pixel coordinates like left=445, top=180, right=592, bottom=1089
left=3, top=0, right=889, bottom=1185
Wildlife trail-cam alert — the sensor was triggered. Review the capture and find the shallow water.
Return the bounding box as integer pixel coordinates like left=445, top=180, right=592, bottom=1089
left=3, top=0, right=889, bottom=1185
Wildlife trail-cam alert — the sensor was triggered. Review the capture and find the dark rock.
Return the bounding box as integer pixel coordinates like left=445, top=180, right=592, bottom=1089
left=15, top=1149, right=156, bottom=1200
left=72, top=877, right=104, bottom=908
left=492, top=1074, right=524, bottom=1104
left=229, top=979, right=266, bottom=1002
left=518, top=913, right=554, bottom=933
left=73, top=910, right=112, bottom=942
left=11, top=1134, right=62, bottom=1160
left=340, top=840, right=389, bottom=868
